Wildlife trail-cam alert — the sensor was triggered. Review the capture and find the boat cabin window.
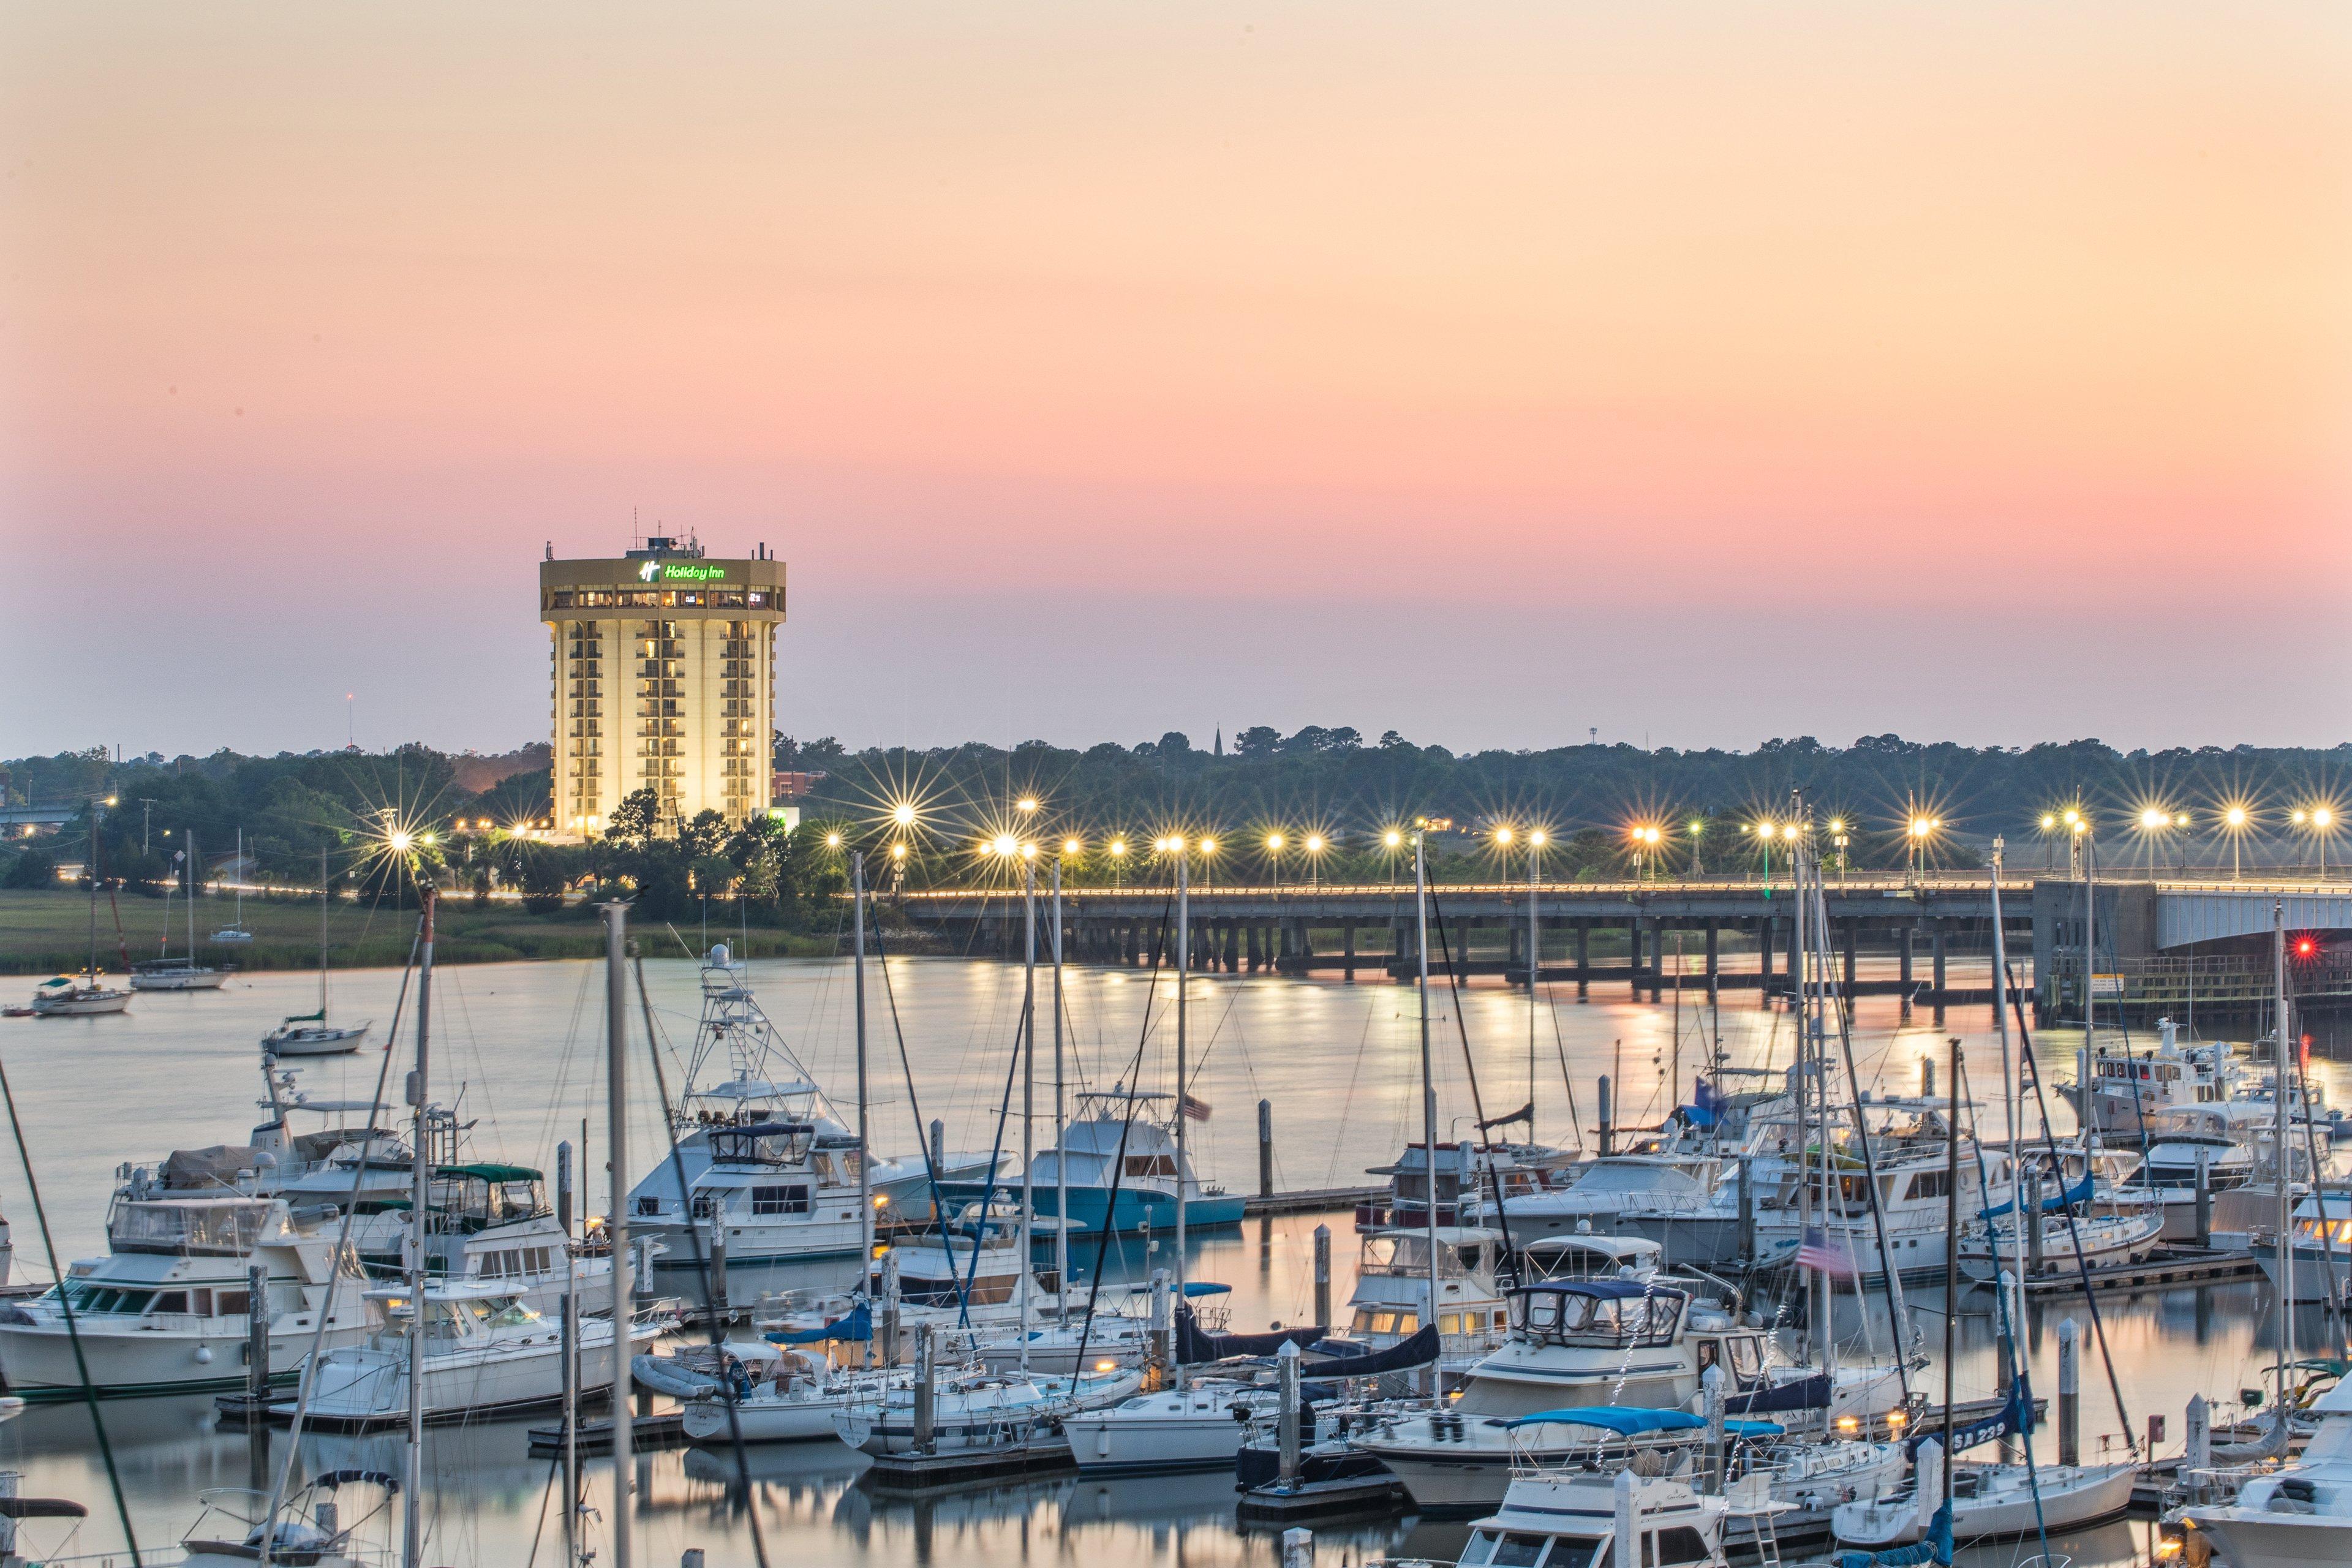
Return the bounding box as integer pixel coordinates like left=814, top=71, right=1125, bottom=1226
left=752, top=1184, right=812, bottom=1216
left=216, top=1287, right=251, bottom=1317
left=1464, top=1532, right=1602, bottom=1568
left=1726, top=1335, right=1763, bottom=1382
left=1905, top=1170, right=1951, bottom=1203
left=1123, top=1155, right=1178, bottom=1179
left=149, top=1291, right=190, bottom=1315
left=475, top=1246, right=556, bottom=1280
left=1490, top=1532, right=1556, bottom=1568
left=486, top=1300, right=541, bottom=1329
left=1643, top=1527, right=1711, bottom=1566
left=107, top=1199, right=271, bottom=1257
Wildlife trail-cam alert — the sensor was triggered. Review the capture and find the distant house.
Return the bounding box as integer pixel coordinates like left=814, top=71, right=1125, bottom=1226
left=771, top=770, right=827, bottom=802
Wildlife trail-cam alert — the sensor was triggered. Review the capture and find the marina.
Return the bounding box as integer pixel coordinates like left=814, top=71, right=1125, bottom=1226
left=0, top=877, right=2344, bottom=1567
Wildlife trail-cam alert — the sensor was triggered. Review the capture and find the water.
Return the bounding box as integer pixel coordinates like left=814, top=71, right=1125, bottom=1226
left=0, top=950, right=2334, bottom=1565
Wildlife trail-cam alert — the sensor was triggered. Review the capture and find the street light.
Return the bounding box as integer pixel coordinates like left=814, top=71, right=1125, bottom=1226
left=1265, top=832, right=1285, bottom=890
left=1108, top=837, right=1127, bottom=889
left=1303, top=832, right=1327, bottom=889
left=1016, top=797, right=1039, bottom=816
left=892, top=802, right=918, bottom=829
left=2223, top=805, right=2250, bottom=880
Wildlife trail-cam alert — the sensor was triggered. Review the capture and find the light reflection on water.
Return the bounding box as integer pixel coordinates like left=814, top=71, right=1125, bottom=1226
left=0, top=952, right=2331, bottom=1566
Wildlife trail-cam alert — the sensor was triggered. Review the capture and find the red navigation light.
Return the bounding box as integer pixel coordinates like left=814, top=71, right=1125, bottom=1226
left=2294, top=937, right=2318, bottom=959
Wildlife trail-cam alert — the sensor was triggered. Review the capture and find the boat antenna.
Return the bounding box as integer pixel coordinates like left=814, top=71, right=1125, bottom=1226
left=628, top=947, right=772, bottom=1568
left=1414, top=827, right=1439, bottom=1403
left=403, top=887, right=437, bottom=1568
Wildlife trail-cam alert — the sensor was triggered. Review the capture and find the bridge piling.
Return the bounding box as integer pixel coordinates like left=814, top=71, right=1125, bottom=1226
left=1575, top=923, right=1591, bottom=1000
left=1932, top=927, right=1948, bottom=1025
left=1899, top=927, right=1915, bottom=1017
left=1705, top=922, right=1720, bottom=1000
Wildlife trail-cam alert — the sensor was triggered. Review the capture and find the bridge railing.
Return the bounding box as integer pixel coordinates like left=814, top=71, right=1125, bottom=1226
left=888, top=873, right=2030, bottom=900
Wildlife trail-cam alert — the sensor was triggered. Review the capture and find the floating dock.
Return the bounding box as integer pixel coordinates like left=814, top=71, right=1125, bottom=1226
left=2007, top=1245, right=2263, bottom=1297
left=526, top=1410, right=687, bottom=1456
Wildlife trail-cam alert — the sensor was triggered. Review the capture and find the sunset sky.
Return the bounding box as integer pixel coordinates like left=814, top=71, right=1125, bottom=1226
left=5, top=2, right=2350, bottom=759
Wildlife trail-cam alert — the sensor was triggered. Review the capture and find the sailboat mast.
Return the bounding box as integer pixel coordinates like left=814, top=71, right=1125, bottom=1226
left=1415, top=831, right=1440, bottom=1400
left=1527, top=842, right=1539, bottom=1137
left=404, top=886, right=435, bottom=1568
left=1942, top=1031, right=1958, bottom=1516
left=320, top=848, right=331, bottom=1017
left=1052, top=858, right=1069, bottom=1299
left=187, top=830, right=197, bottom=961
left=1019, top=858, right=1036, bottom=1370
left=1989, top=844, right=2027, bottom=1359
left=2275, top=900, right=2293, bottom=1382
left=602, top=900, right=634, bottom=1568
left=88, top=800, right=100, bottom=982
left=1790, top=805, right=1815, bottom=1371
left=1175, top=846, right=1189, bottom=1294
left=853, top=851, right=872, bottom=1362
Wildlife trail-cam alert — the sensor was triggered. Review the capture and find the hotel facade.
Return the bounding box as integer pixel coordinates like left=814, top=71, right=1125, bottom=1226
left=540, top=537, right=785, bottom=836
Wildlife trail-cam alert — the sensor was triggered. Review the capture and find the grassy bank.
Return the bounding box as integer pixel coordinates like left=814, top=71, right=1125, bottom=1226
left=0, top=889, right=848, bottom=975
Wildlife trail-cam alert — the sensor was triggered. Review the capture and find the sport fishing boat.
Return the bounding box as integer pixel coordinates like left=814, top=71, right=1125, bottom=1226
left=1443, top=1418, right=1751, bottom=1568
left=2179, top=1373, right=2352, bottom=1568
left=944, top=1090, right=1242, bottom=1235
left=626, top=944, right=983, bottom=1266
left=829, top=1364, right=1142, bottom=1456
left=0, top=1181, right=372, bottom=1397
left=284, top=1279, right=658, bottom=1428
left=2257, top=1191, right=2352, bottom=1303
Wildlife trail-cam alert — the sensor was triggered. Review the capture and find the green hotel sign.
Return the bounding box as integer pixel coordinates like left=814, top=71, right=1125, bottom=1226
left=636, top=560, right=727, bottom=583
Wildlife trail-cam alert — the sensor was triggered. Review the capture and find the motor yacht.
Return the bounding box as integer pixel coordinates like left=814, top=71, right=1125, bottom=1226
left=975, top=1280, right=1228, bottom=1374
left=2063, top=1020, right=2244, bottom=1140
left=2180, top=1373, right=2352, bottom=1568
left=943, top=1090, right=1243, bottom=1235
left=1357, top=1138, right=1578, bottom=1233
left=285, top=1280, right=658, bottom=1428
left=1343, top=1226, right=1510, bottom=1371
left=1343, top=1277, right=1899, bottom=1513
left=0, top=1185, right=371, bottom=1397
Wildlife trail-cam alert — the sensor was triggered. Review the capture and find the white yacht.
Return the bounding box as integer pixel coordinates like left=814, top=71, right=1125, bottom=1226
left=2064, top=1020, right=2244, bottom=1139
left=285, top=1279, right=658, bottom=1428
left=973, top=1279, right=1224, bottom=1374
left=1344, top=1278, right=1898, bottom=1512
left=1343, top=1226, right=1510, bottom=1371
left=1066, top=1378, right=1276, bottom=1475
left=947, top=1090, right=1244, bottom=1235
left=1448, top=1438, right=1741, bottom=1568
left=0, top=1185, right=371, bottom=1396
left=2180, top=1373, right=2352, bottom=1568
left=627, top=945, right=976, bottom=1268
left=1359, top=1139, right=1578, bottom=1233
left=2257, top=1191, right=2352, bottom=1303
left=1958, top=1147, right=2164, bottom=1282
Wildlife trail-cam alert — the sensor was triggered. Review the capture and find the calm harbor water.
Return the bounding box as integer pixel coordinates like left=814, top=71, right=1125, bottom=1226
left=0, top=948, right=2334, bottom=1566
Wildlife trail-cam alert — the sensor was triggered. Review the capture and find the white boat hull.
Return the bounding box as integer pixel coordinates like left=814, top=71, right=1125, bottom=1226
left=1831, top=1463, right=2136, bottom=1546
left=1066, top=1387, right=1268, bottom=1474
left=2188, top=1508, right=2352, bottom=1568
left=265, top=1025, right=371, bottom=1057
left=0, top=1315, right=369, bottom=1398
left=130, top=971, right=225, bottom=992
left=31, top=990, right=130, bottom=1017
left=287, top=1320, right=653, bottom=1427
left=1959, top=1214, right=2165, bottom=1282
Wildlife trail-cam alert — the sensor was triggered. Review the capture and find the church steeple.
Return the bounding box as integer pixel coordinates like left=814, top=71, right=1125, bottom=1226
left=1215, top=726, right=1224, bottom=758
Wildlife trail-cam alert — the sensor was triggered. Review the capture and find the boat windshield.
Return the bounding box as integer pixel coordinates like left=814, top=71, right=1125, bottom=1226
left=1510, top=1286, right=1685, bottom=1346
left=107, top=1199, right=273, bottom=1256
left=1460, top=1529, right=1604, bottom=1568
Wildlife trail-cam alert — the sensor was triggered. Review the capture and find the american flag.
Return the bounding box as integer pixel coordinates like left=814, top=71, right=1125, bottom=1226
left=1180, top=1093, right=1213, bottom=1123
left=1794, top=1225, right=1858, bottom=1277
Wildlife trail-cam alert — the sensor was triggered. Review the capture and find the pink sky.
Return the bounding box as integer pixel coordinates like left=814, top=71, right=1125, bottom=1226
left=6, top=2, right=2350, bottom=758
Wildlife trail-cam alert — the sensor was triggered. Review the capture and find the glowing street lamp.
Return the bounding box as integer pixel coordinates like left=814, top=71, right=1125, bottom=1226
left=891, top=802, right=918, bottom=829
left=1303, top=832, right=1327, bottom=889
left=2222, top=804, right=2250, bottom=880
left=1016, top=797, right=1039, bottom=816
left=1108, top=836, right=1128, bottom=889
left=1264, top=831, right=1285, bottom=891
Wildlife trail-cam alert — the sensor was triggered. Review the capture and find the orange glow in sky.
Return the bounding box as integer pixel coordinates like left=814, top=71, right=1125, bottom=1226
left=4, top=3, right=2349, bottom=753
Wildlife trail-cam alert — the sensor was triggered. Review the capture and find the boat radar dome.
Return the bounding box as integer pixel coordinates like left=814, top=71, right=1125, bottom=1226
left=709, top=943, right=730, bottom=964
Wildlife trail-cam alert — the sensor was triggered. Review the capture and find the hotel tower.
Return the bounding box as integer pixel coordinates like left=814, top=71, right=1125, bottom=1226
left=540, top=535, right=786, bottom=836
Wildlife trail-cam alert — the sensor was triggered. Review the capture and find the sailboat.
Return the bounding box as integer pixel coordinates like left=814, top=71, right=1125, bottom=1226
left=265, top=849, right=369, bottom=1055
left=29, top=806, right=130, bottom=1017
left=130, top=840, right=225, bottom=991
left=211, top=827, right=256, bottom=944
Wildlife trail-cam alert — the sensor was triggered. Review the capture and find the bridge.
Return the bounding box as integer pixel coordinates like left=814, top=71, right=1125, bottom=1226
left=889, top=873, right=2352, bottom=1029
